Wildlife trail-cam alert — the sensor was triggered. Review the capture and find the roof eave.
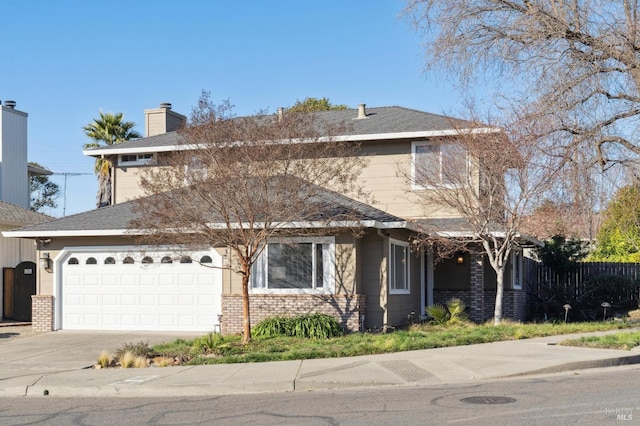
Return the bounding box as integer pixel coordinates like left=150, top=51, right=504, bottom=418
left=2, top=219, right=415, bottom=239
left=82, top=127, right=501, bottom=157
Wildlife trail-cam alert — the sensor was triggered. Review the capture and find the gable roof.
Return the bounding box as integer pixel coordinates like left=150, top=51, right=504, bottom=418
left=0, top=201, right=52, bottom=228
left=83, top=106, right=495, bottom=156
left=3, top=185, right=415, bottom=238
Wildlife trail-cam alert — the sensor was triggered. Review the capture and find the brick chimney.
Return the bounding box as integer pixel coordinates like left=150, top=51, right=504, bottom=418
left=144, top=102, right=187, bottom=137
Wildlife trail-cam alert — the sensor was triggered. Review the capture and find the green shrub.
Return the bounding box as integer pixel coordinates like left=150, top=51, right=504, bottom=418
left=446, top=298, right=468, bottom=324
left=190, top=332, right=238, bottom=356
left=252, top=315, right=291, bottom=338
left=253, top=313, right=344, bottom=339
left=425, top=304, right=449, bottom=325
left=289, top=313, right=344, bottom=339
left=425, top=298, right=469, bottom=325
left=115, top=341, right=151, bottom=359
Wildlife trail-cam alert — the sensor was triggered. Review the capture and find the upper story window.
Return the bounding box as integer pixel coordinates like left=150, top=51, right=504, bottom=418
left=119, top=153, right=154, bottom=166
left=251, top=237, right=335, bottom=294
left=412, top=141, right=468, bottom=190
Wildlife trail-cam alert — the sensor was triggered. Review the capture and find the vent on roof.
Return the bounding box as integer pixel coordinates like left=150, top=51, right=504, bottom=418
left=355, top=103, right=368, bottom=119
left=277, top=107, right=284, bottom=122
left=159, top=102, right=172, bottom=109
left=4, top=100, right=16, bottom=109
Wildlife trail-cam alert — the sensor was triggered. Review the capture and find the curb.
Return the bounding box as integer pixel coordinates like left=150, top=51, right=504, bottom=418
left=507, top=353, right=640, bottom=377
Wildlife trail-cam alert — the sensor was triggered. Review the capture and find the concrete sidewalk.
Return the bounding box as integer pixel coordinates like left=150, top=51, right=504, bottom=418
left=0, top=328, right=639, bottom=397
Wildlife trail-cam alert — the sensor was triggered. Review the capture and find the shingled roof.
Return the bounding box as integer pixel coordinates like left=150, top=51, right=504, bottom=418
left=0, top=201, right=52, bottom=227
left=84, top=106, right=485, bottom=155
left=4, top=184, right=413, bottom=238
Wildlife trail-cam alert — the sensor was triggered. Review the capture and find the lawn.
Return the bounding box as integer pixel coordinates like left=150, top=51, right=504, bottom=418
left=560, top=331, right=640, bottom=350
left=149, top=320, right=636, bottom=366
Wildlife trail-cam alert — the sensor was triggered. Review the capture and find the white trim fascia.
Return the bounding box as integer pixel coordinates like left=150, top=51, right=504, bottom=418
left=322, top=127, right=500, bottom=143
left=83, top=144, right=198, bottom=157
left=83, top=127, right=501, bottom=157
left=3, top=229, right=134, bottom=238
left=4, top=220, right=419, bottom=239
left=431, top=230, right=543, bottom=246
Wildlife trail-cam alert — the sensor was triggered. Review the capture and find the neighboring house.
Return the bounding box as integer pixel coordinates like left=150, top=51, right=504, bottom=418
left=5, top=103, right=528, bottom=333
left=0, top=100, right=52, bottom=320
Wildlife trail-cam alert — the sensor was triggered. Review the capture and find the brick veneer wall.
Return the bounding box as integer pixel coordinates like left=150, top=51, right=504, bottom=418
left=433, top=290, right=471, bottom=306
left=221, top=294, right=366, bottom=334
left=433, top=289, right=528, bottom=323
left=469, top=253, right=485, bottom=322
left=483, top=290, right=527, bottom=322
left=32, top=295, right=54, bottom=332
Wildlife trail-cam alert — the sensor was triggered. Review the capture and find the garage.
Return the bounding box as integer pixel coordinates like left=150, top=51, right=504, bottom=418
left=56, top=248, right=222, bottom=332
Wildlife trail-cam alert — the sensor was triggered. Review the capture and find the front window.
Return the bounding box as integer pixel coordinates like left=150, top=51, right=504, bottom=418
left=512, top=250, right=523, bottom=290
left=412, top=141, right=467, bottom=189
left=251, top=237, right=334, bottom=293
left=119, top=153, right=154, bottom=166
left=389, top=239, right=410, bottom=294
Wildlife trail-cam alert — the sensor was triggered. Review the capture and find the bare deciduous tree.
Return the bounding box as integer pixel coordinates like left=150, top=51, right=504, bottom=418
left=405, top=0, right=640, bottom=168
left=131, top=93, right=367, bottom=343
left=408, top=118, right=561, bottom=324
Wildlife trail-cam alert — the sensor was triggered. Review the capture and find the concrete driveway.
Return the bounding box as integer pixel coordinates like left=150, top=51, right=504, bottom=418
left=0, top=327, right=203, bottom=373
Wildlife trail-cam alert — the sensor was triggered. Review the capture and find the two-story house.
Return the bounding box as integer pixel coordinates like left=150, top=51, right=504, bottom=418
left=5, top=103, right=527, bottom=333
left=0, top=100, right=52, bottom=321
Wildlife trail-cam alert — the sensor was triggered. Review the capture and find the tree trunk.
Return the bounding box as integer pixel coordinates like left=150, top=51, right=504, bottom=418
left=96, top=171, right=111, bottom=208
left=493, top=266, right=504, bottom=325
left=241, top=271, right=252, bottom=344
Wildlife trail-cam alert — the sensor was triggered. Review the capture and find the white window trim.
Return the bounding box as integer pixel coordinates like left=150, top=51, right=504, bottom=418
left=250, top=236, right=335, bottom=294
left=411, top=141, right=468, bottom=191
left=389, top=238, right=410, bottom=295
left=119, top=153, right=154, bottom=166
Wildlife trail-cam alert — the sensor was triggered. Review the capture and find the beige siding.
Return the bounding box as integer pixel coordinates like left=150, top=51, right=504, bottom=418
left=109, top=137, right=473, bottom=220
left=144, top=107, right=186, bottom=137
left=112, top=165, right=165, bottom=204
left=354, top=140, right=434, bottom=219
left=113, top=166, right=143, bottom=204
left=344, top=139, right=468, bottom=220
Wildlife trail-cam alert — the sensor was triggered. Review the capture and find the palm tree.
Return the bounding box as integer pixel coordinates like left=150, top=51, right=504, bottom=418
left=83, top=112, right=141, bottom=207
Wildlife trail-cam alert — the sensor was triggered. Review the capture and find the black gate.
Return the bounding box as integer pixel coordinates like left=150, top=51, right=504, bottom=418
left=3, top=261, right=36, bottom=322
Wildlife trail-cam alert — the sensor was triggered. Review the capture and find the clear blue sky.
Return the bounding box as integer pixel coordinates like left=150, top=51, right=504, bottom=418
left=1, top=0, right=464, bottom=217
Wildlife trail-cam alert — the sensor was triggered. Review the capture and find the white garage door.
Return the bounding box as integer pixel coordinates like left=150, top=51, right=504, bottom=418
left=59, top=249, right=222, bottom=332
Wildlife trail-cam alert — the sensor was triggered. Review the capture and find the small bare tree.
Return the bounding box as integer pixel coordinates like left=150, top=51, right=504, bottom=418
left=131, top=93, right=367, bottom=343
left=409, top=118, right=561, bottom=324
left=404, top=0, right=640, bottom=168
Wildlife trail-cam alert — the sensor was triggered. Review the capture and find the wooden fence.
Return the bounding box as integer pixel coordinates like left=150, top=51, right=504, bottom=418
left=525, top=258, right=640, bottom=300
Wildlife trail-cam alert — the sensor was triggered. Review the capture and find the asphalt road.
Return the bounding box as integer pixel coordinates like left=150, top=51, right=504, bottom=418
left=0, top=366, right=637, bottom=425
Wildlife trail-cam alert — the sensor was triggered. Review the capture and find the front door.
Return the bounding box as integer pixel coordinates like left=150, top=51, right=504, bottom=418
left=7, top=262, right=36, bottom=322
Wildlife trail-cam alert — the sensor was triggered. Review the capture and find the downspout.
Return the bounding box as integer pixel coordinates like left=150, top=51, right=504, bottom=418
left=377, top=229, right=388, bottom=331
